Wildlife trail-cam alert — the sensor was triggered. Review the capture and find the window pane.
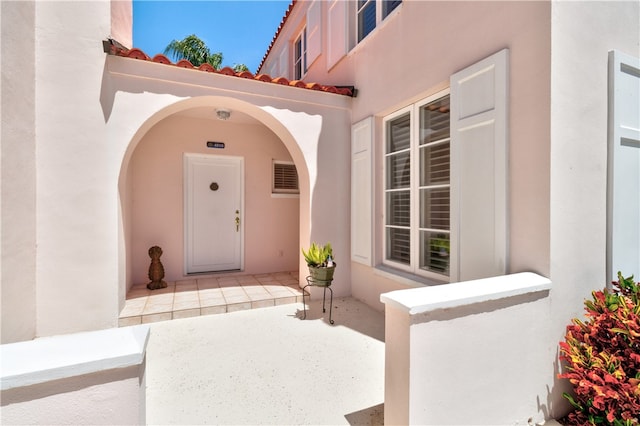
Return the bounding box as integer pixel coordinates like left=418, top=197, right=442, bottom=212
left=383, top=91, right=450, bottom=277
left=386, top=113, right=411, bottom=153
left=387, top=227, right=410, bottom=265
left=294, top=37, right=302, bottom=79
left=386, top=190, right=410, bottom=227
left=383, top=0, right=402, bottom=17
left=303, top=29, right=307, bottom=73
left=386, top=151, right=410, bottom=189
left=420, top=188, right=450, bottom=229
left=420, top=231, right=450, bottom=275
left=419, top=95, right=450, bottom=144
left=358, top=0, right=376, bottom=42
left=295, top=61, right=302, bottom=80
left=295, top=38, right=301, bottom=61
left=419, top=142, right=450, bottom=186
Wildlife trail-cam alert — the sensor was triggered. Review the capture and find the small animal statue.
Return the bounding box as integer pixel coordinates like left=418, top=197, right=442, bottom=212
left=147, top=245, right=167, bottom=290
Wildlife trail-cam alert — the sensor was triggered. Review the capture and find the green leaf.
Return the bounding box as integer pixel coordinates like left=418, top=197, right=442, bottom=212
left=562, top=392, right=583, bottom=411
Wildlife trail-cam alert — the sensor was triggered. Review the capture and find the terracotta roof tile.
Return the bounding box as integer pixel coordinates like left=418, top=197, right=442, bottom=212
left=197, top=63, right=216, bottom=73
left=218, top=66, right=236, bottom=76
left=289, top=80, right=306, bottom=88
left=255, top=74, right=273, bottom=82
left=152, top=54, right=171, bottom=65
left=103, top=38, right=354, bottom=97
left=127, top=48, right=148, bottom=60
left=175, top=59, right=194, bottom=69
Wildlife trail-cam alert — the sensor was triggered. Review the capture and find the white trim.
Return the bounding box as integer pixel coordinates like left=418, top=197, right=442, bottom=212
left=380, top=272, right=551, bottom=315
left=607, top=49, right=640, bottom=282
left=271, top=193, right=300, bottom=199
left=351, top=116, right=374, bottom=265
left=272, top=160, right=299, bottom=194
left=381, top=89, right=451, bottom=282
left=327, top=0, right=348, bottom=70
left=1, top=325, right=150, bottom=391
left=306, top=0, right=322, bottom=67
left=382, top=104, right=413, bottom=274
left=450, top=48, right=509, bottom=282
left=294, top=27, right=307, bottom=80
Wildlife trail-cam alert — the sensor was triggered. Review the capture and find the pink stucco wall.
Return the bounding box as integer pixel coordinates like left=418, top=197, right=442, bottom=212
left=128, top=114, right=299, bottom=284
left=263, top=0, right=552, bottom=309
left=110, top=0, right=132, bottom=48
left=349, top=1, right=552, bottom=308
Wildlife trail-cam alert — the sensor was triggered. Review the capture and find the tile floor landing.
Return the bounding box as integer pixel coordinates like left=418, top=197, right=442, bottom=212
left=118, top=271, right=302, bottom=327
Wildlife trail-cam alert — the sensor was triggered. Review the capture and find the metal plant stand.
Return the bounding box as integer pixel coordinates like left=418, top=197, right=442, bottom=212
left=302, top=276, right=334, bottom=325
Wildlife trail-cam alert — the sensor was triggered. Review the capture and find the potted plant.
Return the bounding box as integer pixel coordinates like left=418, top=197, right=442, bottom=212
left=428, top=234, right=450, bottom=272
left=302, top=242, right=336, bottom=282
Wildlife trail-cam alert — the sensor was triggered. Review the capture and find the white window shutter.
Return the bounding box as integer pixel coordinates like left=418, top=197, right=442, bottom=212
left=450, top=49, right=509, bottom=282
left=607, top=50, right=640, bottom=282
left=327, top=0, right=347, bottom=70
left=268, top=61, right=278, bottom=78
left=351, top=117, right=374, bottom=265
left=307, top=0, right=321, bottom=68
left=279, top=45, right=289, bottom=79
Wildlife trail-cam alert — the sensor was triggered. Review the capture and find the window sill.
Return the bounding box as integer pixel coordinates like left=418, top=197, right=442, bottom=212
left=374, top=264, right=448, bottom=288
left=271, top=193, right=300, bottom=199
left=380, top=272, right=552, bottom=315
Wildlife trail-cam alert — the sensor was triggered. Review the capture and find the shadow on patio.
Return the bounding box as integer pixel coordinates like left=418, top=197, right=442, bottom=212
left=144, top=297, right=385, bottom=425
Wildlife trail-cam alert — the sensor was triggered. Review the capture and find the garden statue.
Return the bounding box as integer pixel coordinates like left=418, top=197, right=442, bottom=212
left=147, top=245, right=167, bottom=290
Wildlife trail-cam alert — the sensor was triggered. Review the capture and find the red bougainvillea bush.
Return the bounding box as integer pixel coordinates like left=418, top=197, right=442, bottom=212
left=558, top=272, right=640, bottom=425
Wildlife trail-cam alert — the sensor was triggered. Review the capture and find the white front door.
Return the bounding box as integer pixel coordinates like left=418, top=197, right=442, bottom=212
left=184, top=154, right=243, bottom=274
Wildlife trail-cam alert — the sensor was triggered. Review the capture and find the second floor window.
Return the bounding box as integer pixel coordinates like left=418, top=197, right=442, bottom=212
left=294, top=29, right=307, bottom=80
left=357, top=0, right=376, bottom=42
left=357, top=0, right=402, bottom=43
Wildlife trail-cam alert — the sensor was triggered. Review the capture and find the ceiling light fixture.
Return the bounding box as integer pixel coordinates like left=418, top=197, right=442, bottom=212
left=216, top=109, right=231, bottom=121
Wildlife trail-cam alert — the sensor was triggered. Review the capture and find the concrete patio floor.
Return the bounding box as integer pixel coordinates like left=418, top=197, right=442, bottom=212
left=145, top=297, right=385, bottom=425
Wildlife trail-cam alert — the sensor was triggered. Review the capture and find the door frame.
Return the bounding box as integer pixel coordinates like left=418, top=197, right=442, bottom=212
left=183, top=153, right=245, bottom=275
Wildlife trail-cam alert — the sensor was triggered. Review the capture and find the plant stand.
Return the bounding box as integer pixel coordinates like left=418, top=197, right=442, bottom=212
left=302, top=276, right=334, bottom=325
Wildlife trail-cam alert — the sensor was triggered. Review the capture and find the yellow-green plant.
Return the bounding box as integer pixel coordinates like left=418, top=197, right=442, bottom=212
left=301, top=242, right=333, bottom=267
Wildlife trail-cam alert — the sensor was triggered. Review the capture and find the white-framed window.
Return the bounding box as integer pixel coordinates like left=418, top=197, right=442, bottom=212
left=294, top=28, right=307, bottom=80
left=383, top=90, right=451, bottom=280
left=354, top=50, right=507, bottom=284
left=356, top=0, right=402, bottom=43
left=383, top=0, right=402, bottom=17
left=272, top=161, right=299, bottom=195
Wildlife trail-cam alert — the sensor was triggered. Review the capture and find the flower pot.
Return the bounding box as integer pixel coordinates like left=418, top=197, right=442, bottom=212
left=308, top=264, right=336, bottom=282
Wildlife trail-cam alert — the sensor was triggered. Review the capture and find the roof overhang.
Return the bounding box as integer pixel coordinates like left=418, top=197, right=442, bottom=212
left=103, top=39, right=356, bottom=98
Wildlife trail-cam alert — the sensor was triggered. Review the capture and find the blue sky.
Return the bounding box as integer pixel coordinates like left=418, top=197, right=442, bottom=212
left=132, top=1, right=291, bottom=73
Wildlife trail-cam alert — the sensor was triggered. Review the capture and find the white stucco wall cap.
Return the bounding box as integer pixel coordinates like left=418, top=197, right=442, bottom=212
left=0, top=325, right=150, bottom=390
left=380, top=272, right=552, bottom=315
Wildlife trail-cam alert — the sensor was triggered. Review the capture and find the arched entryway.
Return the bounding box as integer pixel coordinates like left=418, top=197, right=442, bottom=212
left=117, top=96, right=312, bottom=310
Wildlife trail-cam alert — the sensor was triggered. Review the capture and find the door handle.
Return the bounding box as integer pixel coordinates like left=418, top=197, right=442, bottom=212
left=235, top=210, right=240, bottom=231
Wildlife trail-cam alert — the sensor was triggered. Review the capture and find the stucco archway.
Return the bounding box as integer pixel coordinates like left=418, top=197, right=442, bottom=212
left=117, top=96, right=311, bottom=309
